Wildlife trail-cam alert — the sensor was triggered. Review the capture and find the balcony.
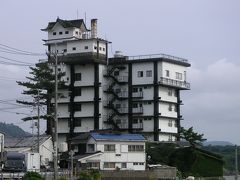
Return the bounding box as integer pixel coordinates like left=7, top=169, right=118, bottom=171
left=159, top=77, right=190, bottom=90
left=132, top=91, right=143, bottom=98
left=132, top=123, right=143, bottom=130
left=132, top=107, right=143, bottom=114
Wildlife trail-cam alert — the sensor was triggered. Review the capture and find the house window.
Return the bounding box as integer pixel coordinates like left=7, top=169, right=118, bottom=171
left=65, top=31, right=69, bottom=34
left=75, top=73, right=81, bottom=81
left=166, top=70, right=170, bottom=77
left=115, top=104, right=121, bottom=109
left=87, top=162, right=100, bottom=168
left=75, top=103, right=81, bottom=111
left=94, top=46, right=97, bottom=50
left=139, top=163, right=144, bottom=165
left=75, top=31, right=78, bottom=35
left=133, top=103, right=138, bottom=108
left=84, top=46, right=88, bottom=50
left=147, top=101, right=151, bottom=105
left=74, top=118, right=81, bottom=127
left=133, top=162, right=138, bottom=165
left=113, top=71, right=119, bottom=76
left=146, top=70, right=152, bottom=77
left=103, top=48, right=105, bottom=51
left=104, top=144, right=115, bottom=152
left=168, top=135, right=173, bottom=141
left=168, top=120, right=173, bottom=127
left=133, top=119, right=138, bottom=124
left=75, top=87, right=81, bottom=96
left=176, top=72, right=183, bottom=80
left=174, top=104, right=177, bottom=112
left=121, top=163, right=127, bottom=168
left=168, top=88, right=173, bottom=96
left=99, top=47, right=102, bottom=50
left=104, top=162, right=115, bottom=168
left=59, top=32, right=63, bottom=35
left=72, top=47, right=76, bottom=51
left=128, top=145, right=144, bottom=152
left=53, top=32, right=56, bottom=35
left=133, top=88, right=138, bottom=93
left=168, top=104, right=172, bottom=111
left=174, top=90, right=178, bottom=97
left=87, top=144, right=95, bottom=152
left=174, top=121, right=177, bottom=127
left=63, top=49, right=67, bottom=53
left=137, top=71, right=143, bottom=77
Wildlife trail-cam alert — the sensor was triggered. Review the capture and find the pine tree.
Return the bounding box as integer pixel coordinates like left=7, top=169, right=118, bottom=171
left=16, top=61, right=65, bottom=135
left=179, top=127, right=207, bottom=147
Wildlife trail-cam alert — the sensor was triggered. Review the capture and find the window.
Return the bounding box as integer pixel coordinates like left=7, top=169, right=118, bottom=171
left=139, top=162, right=144, bottom=165
left=137, top=71, right=143, bottom=77
left=63, top=49, right=67, bottom=53
left=133, top=119, right=138, bottom=124
left=99, top=47, right=102, bottom=50
left=174, top=104, right=177, bottom=112
left=87, top=144, right=95, bottom=152
left=168, top=104, right=172, bottom=111
left=103, top=48, right=105, bottom=51
left=116, top=154, right=121, bottom=156
left=75, top=31, right=78, bottom=35
left=176, top=72, right=183, bottom=80
left=75, top=87, right=81, bottom=96
left=94, top=46, right=97, bottom=50
left=139, top=87, right=142, bottom=92
left=53, top=32, right=56, bottom=35
left=113, top=71, right=119, bottom=76
left=115, top=104, right=121, bottom=109
left=168, top=120, right=173, bottom=127
left=65, top=31, right=69, bottom=34
left=87, top=162, right=100, bottom=168
left=128, top=145, right=144, bottom=152
left=121, top=163, right=127, bottom=168
left=84, top=46, right=88, bottom=50
left=166, top=70, right=170, bottom=77
left=104, top=144, right=115, bottom=152
left=104, top=162, right=115, bottom=168
left=133, top=88, right=138, bottom=93
left=147, top=101, right=151, bottom=105
left=168, top=88, right=173, bottom=96
left=58, top=68, right=61, bottom=72
left=72, top=47, right=76, bottom=51
left=59, top=32, right=63, bottom=35
left=174, top=121, right=177, bottom=127
left=74, top=118, right=81, bottom=127
left=133, top=162, right=138, bottom=165
left=75, top=103, right=81, bottom=111
left=133, top=103, right=138, bottom=108
left=174, top=90, right=178, bottom=97
left=146, top=70, right=152, bottom=77
left=75, top=73, right=81, bottom=81
left=168, top=135, right=173, bottom=141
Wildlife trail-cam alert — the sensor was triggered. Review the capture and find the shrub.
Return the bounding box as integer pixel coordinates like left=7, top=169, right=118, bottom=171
left=23, top=172, right=44, bottom=180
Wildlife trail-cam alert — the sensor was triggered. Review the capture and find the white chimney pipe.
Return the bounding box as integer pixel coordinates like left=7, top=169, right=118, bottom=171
left=91, top=19, right=97, bottom=38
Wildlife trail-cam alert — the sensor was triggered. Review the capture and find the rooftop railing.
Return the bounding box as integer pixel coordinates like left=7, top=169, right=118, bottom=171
left=126, top=53, right=188, bottom=63
left=159, top=77, right=190, bottom=89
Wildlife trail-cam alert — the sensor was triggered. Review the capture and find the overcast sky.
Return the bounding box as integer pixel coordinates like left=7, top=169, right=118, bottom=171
left=0, top=0, right=239, bottom=144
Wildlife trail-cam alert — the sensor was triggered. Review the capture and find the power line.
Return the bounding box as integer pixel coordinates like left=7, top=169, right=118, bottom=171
left=0, top=43, right=45, bottom=56
left=0, top=55, right=34, bottom=65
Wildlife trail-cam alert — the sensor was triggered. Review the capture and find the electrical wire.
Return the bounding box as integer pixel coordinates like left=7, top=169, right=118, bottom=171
left=0, top=55, right=34, bottom=65
left=0, top=43, right=45, bottom=56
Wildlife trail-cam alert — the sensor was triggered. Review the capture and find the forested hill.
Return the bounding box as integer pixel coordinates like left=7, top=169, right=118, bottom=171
left=0, top=122, right=30, bottom=137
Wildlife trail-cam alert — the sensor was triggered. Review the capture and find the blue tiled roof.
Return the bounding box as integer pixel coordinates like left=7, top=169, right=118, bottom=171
left=90, top=133, right=145, bottom=141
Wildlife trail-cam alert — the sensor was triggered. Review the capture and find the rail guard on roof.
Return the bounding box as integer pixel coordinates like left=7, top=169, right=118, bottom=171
left=126, top=54, right=188, bottom=63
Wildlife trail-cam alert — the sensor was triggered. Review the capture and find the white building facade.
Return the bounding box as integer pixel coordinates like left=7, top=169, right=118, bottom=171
left=73, top=133, right=146, bottom=171
left=42, top=18, right=190, bottom=145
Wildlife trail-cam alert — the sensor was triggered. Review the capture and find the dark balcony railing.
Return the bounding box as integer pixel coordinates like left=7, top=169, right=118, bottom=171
left=159, top=77, right=190, bottom=89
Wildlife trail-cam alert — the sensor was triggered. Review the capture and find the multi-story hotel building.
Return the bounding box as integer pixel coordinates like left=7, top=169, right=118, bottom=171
left=42, top=18, right=190, bottom=144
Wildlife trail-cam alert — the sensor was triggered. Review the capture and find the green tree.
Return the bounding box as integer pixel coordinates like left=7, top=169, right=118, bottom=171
left=16, top=61, right=65, bottom=135
left=179, top=127, right=206, bottom=147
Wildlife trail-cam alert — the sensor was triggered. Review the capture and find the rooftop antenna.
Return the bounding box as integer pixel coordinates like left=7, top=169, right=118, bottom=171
left=77, top=9, right=79, bottom=19
left=84, top=12, right=87, bottom=26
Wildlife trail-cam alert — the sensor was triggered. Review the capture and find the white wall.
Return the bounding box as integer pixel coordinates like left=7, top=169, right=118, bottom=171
left=58, top=104, right=70, bottom=118
left=159, top=86, right=177, bottom=103
left=74, top=87, right=94, bottom=102
left=132, top=62, right=153, bottom=85
left=48, top=23, right=75, bottom=40
left=74, top=118, right=94, bottom=133
left=160, top=62, right=187, bottom=81
left=58, top=119, right=69, bottom=133
left=74, top=64, right=94, bottom=86
left=74, top=103, right=94, bottom=117
left=158, top=102, right=177, bottom=118
left=40, top=138, right=54, bottom=166
left=159, top=118, right=177, bottom=133
left=159, top=134, right=176, bottom=142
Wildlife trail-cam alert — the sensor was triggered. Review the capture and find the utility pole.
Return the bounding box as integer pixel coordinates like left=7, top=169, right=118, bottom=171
left=53, top=52, right=58, bottom=180
left=37, top=89, right=40, bottom=153
left=69, top=150, right=74, bottom=180
left=236, top=145, right=238, bottom=180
